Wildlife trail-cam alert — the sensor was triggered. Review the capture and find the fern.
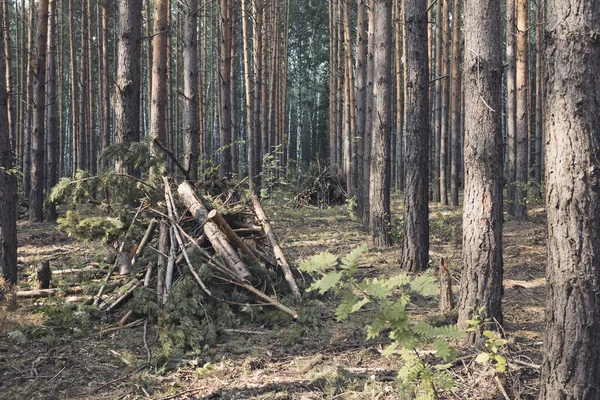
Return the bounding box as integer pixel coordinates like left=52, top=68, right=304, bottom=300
left=299, top=245, right=464, bottom=397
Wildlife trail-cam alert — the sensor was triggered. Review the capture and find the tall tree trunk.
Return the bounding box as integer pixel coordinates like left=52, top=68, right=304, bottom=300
left=432, top=0, right=442, bottom=203
left=401, top=0, right=430, bottom=272
left=183, top=0, right=199, bottom=181
left=355, top=0, right=367, bottom=213
left=342, top=0, right=355, bottom=197
left=362, top=2, right=375, bottom=221
left=514, top=0, right=528, bottom=220
left=505, top=0, right=516, bottom=216
left=0, top=3, right=17, bottom=285
left=328, top=0, right=337, bottom=167
left=439, top=0, right=450, bottom=205
left=149, top=0, right=168, bottom=180
left=457, top=0, right=504, bottom=337
left=241, top=0, right=256, bottom=191
left=219, top=0, right=233, bottom=177
left=449, top=0, right=461, bottom=207
left=533, top=3, right=543, bottom=196
left=46, top=0, right=58, bottom=221
left=252, top=0, right=263, bottom=186
left=77, top=0, right=87, bottom=172
left=114, top=0, right=142, bottom=177
left=369, top=0, right=393, bottom=247
left=29, top=0, right=49, bottom=222
left=100, top=0, right=110, bottom=170
left=24, top=1, right=35, bottom=192
left=394, top=0, right=404, bottom=192
left=540, top=0, right=600, bottom=397
left=2, top=0, right=15, bottom=153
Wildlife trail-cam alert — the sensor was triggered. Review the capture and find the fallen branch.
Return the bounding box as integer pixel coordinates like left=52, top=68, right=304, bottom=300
left=251, top=194, right=301, bottom=298
left=17, top=287, right=85, bottom=299
left=214, top=275, right=298, bottom=319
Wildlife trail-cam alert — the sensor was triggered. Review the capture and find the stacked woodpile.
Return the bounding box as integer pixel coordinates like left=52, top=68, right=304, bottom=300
left=20, top=178, right=301, bottom=320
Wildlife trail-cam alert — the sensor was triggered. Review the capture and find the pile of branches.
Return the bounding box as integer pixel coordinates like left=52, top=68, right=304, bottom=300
left=25, top=177, right=302, bottom=325
left=293, top=164, right=347, bottom=209
left=94, top=178, right=300, bottom=319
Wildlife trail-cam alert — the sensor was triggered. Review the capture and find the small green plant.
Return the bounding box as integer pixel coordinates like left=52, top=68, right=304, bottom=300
left=345, top=195, right=357, bottom=220
left=300, top=245, right=464, bottom=399
left=465, top=307, right=508, bottom=374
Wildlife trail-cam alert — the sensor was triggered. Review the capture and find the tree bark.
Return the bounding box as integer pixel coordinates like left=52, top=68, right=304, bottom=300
left=540, top=0, right=600, bottom=397
left=449, top=0, right=461, bottom=207
left=505, top=0, right=516, bottom=216
left=29, top=0, right=49, bottom=222
left=369, top=0, right=393, bottom=248
left=114, top=0, right=142, bottom=176
left=457, top=0, right=504, bottom=337
left=514, top=0, right=528, bottom=220
left=46, top=0, right=59, bottom=221
left=439, top=0, right=450, bottom=205
left=0, top=8, right=17, bottom=285
left=149, top=0, right=168, bottom=180
left=183, top=0, right=199, bottom=181
left=401, top=0, right=430, bottom=272
left=219, top=0, right=233, bottom=177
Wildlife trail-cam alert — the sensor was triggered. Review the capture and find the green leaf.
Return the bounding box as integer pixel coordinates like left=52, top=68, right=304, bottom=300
left=410, top=275, right=438, bottom=296
left=483, top=330, right=495, bottom=339
left=382, top=342, right=399, bottom=357
left=494, top=355, right=507, bottom=373
left=340, top=244, right=367, bottom=270
left=350, top=297, right=371, bottom=313
left=299, top=252, right=338, bottom=273
left=475, top=352, right=490, bottom=364
left=465, top=319, right=480, bottom=326
left=494, top=339, right=508, bottom=347
left=433, top=338, right=457, bottom=361
left=334, top=292, right=358, bottom=321
left=308, top=270, right=343, bottom=294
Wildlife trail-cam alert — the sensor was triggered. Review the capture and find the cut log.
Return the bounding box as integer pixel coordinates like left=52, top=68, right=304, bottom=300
left=51, top=266, right=106, bottom=276
left=251, top=194, right=301, bottom=298
left=207, top=209, right=260, bottom=263
left=99, top=278, right=141, bottom=312
left=439, top=257, right=455, bottom=313
left=131, top=219, right=158, bottom=267
left=116, top=252, right=132, bottom=275
left=17, top=287, right=85, bottom=299
left=37, top=261, right=51, bottom=290
left=157, top=220, right=168, bottom=304
left=177, top=182, right=252, bottom=282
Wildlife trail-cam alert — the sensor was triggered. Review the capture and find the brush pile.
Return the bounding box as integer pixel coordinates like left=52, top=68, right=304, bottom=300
left=293, top=164, right=347, bottom=209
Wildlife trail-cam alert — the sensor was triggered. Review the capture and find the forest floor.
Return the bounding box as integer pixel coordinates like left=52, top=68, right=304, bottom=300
left=0, top=193, right=545, bottom=399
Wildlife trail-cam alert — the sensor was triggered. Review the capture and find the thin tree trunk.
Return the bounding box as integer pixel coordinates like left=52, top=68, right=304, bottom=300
left=2, top=0, right=15, bottom=153
left=401, top=0, right=430, bottom=272
left=29, top=0, right=49, bottom=222
left=241, top=0, right=256, bottom=191
left=328, top=0, right=337, bottom=167
left=46, top=0, right=58, bottom=221
left=183, top=0, right=199, bottom=181
left=355, top=0, right=367, bottom=212
left=369, top=0, right=393, bottom=247
left=100, top=0, right=110, bottom=170
left=514, top=0, right=528, bottom=220
left=457, top=0, right=504, bottom=338
left=439, top=0, right=450, bottom=205
left=24, top=1, right=35, bottom=192
left=0, top=3, right=18, bottom=285
left=363, top=2, right=375, bottom=221
left=505, top=0, right=516, bottom=216
left=540, top=0, right=600, bottom=396
left=432, top=0, right=442, bottom=203
left=449, top=0, right=461, bottom=207
left=533, top=3, right=543, bottom=196
left=149, top=0, right=168, bottom=180
left=394, top=0, right=404, bottom=192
